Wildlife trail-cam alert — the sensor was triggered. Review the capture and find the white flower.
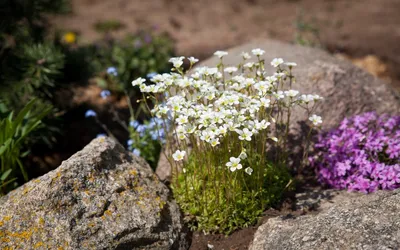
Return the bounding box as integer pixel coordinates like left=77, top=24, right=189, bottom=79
left=176, top=125, right=186, bottom=134
left=271, top=58, right=284, bottom=67
left=177, top=133, right=186, bottom=140
left=257, top=81, right=272, bottom=94
left=251, top=48, right=265, bottom=56
left=210, top=138, right=220, bottom=147
left=188, top=56, right=199, bottom=64
left=273, top=91, right=285, bottom=100
left=285, top=62, right=297, bottom=67
left=312, top=94, right=323, bottom=101
left=301, top=94, right=314, bottom=103
left=132, top=77, right=146, bottom=86
left=284, top=89, right=299, bottom=98
left=245, top=167, right=253, bottom=175
left=270, top=137, right=279, bottom=142
left=227, top=121, right=240, bottom=131
left=241, top=52, right=251, bottom=60
left=214, top=51, right=228, bottom=58
left=239, top=149, right=247, bottom=160
left=309, top=114, right=322, bottom=126
left=255, top=120, right=271, bottom=130
left=172, top=150, right=186, bottom=161
left=243, top=62, right=255, bottom=68
left=176, top=115, right=188, bottom=125
left=259, top=97, right=270, bottom=107
left=169, top=56, right=185, bottom=68
left=159, top=106, right=169, bottom=114
left=237, top=128, right=253, bottom=141
left=217, top=126, right=227, bottom=136
left=200, top=130, right=215, bottom=142
left=301, top=94, right=323, bottom=103
left=224, top=67, right=238, bottom=73
left=226, top=157, right=242, bottom=172
left=185, top=125, right=196, bottom=134
left=244, top=78, right=255, bottom=87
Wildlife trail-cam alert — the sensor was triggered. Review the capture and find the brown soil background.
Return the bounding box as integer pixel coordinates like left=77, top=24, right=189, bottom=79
left=51, top=0, right=400, bottom=88
left=49, top=1, right=400, bottom=249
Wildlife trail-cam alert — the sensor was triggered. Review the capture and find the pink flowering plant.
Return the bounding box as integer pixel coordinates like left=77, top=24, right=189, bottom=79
left=310, top=112, right=400, bottom=193
left=132, top=49, right=323, bottom=233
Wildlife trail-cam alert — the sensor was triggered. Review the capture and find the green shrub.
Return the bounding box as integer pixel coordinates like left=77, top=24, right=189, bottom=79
left=0, top=99, right=51, bottom=195
left=90, top=31, right=174, bottom=93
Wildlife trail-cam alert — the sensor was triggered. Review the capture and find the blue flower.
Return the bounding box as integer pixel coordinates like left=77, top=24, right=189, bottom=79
left=127, top=139, right=134, bottom=146
left=132, top=148, right=141, bottom=156
left=150, top=131, right=159, bottom=140
left=96, top=133, right=106, bottom=138
left=85, top=109, right=97, bottom=118
left=129, top=120, right=139, bottom=128
left=100, top=90, right=111, bottom=99
left=148, top=121, right=156, bottom=129
left=107, top=67, right=118, bottom=76
left=151, top=117, right=164, bottom=126
left=146, top=72, right=157, bottom=79
left=136, top=124, right=147, bottom=133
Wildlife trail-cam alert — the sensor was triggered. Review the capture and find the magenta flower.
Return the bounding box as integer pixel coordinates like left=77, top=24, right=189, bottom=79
left=311, top=112, right=400, bottom=193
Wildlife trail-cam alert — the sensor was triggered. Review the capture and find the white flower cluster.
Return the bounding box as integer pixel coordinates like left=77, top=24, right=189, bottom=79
left=132, top=49, right=323, bottom=173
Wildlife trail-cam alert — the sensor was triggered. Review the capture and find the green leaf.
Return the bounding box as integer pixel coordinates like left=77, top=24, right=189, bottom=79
left=1, top=169, right=12, bottom=181
left=0, top=138, right=12, bottom=155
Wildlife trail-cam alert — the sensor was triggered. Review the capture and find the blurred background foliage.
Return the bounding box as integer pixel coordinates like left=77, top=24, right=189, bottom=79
left=0, top=0, right=175, bottom=194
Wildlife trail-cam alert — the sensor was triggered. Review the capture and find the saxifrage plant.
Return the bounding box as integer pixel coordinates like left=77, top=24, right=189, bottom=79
left=132, top=49, right=324, bottom=233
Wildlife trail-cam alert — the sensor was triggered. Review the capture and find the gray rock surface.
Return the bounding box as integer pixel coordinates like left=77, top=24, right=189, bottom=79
left=249, top=189, right=400, bottom=250
left=0, top=137, right=189, bottom=250
left=156, top=151, right=171, bottom=182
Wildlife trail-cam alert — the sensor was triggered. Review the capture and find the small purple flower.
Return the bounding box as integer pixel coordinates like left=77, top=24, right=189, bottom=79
left=100, top=90, right=111, bottom=99
left=85, top=110, right=97, bottom=118
left=127, top=139, right=134, bottom=146
left=107, top=67, right=118, bottom=76
left=132, top=148, right=141, bottom=156
left=311, top=112, right=400, bottom=193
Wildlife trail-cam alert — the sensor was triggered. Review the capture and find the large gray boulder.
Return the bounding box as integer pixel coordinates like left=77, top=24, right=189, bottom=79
left=249, top=189, right=400, bottom=250
left=0, top=137, right=189, bottom=249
